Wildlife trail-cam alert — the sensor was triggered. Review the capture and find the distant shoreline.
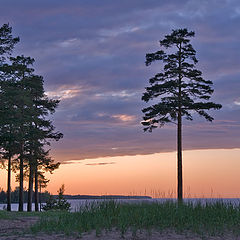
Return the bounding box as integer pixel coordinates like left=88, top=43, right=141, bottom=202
left=61, top=195, right=152, bottom=200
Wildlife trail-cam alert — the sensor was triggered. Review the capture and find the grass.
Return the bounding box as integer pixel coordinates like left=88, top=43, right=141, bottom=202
left=0, top=209, right=11, bottom=219
left=0, top=209, right=54, bottom=221
left=29, top=200, right=240, bottom=238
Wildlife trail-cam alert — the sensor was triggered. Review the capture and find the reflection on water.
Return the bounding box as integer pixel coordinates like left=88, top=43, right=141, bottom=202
left=0, top=203, right=41, bottom=211
left=1, top=198, right=240, bottom=212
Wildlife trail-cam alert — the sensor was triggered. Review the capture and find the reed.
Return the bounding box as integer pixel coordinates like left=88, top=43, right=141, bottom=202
left=30, top=200, right=240, bottom=238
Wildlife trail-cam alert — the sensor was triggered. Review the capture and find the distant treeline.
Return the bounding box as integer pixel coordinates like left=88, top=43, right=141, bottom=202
left=0, top=190, right=153, bottom=203
left=63, top=195, right=152, bottom=200
left=0, top=188, right=50, bottom=204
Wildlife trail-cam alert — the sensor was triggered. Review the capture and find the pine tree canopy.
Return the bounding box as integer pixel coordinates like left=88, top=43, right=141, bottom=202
left=0, top=24, right=19, bottom=61
left=142, top=28, right=222, bottom=132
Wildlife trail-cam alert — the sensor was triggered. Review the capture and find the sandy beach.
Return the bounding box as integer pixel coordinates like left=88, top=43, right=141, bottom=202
left=0, top=217, right=239, bottom=240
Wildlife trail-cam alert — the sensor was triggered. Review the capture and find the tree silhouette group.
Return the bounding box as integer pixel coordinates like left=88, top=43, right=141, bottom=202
left=0, top=24, right=63, bottom=211
left=0, top=24, right=223, bottom=210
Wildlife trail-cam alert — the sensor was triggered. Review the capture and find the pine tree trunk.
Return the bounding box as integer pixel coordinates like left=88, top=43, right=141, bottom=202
left=177, top=42, right=183, bottom=201
left=177, top=111, right=183, bottom=201
left=34, top=164, right=39, bottom=212
left=18, top=153, right=24, bottom=212
left=7, top=155, right=11, bottom=211
left=27, top=164, right=33, bottom=212
left=39, top=185, right=42, bottom=212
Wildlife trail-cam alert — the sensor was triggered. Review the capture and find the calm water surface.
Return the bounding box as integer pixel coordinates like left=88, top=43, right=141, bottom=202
left=1, top=198, right=240, bottom=212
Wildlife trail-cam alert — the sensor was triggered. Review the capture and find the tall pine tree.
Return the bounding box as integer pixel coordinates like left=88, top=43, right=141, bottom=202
left=0, top=23, right=19, bottom=63
left=22, top=73, right=62, bottom=211
left=142, top=29, right=222, bottom=200
left=6, top=55, right=35, bottom=211
left=0, top=24, right=19, bottom=210
left=0, top=79, right=20, bottom=211
left=0, top=24, right=62, bottom=212
left=0, top=55, right=62, bottom=211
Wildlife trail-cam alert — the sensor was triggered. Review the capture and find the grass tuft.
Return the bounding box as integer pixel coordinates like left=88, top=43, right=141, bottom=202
left=30, top=200, right=240, bottom=237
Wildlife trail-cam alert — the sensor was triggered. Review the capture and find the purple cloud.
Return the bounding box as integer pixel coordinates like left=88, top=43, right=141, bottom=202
left=85, top=162, right=116, bottom=166
left=1, top=0, right=240, bottom=162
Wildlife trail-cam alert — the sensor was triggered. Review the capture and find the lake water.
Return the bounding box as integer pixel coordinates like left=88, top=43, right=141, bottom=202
left=1, top=198, right=240, bottom=212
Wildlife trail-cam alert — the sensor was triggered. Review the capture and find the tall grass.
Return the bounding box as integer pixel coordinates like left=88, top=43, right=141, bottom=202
left=0, top=210, right=11, bottom=219
left=0, top=209, right=51, bottom=219
left=31, top=200, right=240, bottom=237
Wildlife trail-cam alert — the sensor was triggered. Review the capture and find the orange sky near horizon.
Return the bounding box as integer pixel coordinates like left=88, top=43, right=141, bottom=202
left=1, top=148, right=240, bottom=198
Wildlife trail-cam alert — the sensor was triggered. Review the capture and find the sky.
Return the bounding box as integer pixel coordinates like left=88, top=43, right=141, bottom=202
left=0, top=0, right=240, bottom=196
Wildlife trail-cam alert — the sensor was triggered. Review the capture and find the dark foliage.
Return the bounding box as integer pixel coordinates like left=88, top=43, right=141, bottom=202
left=142, top=28, right=222, bottom=200
left=0, top=23, right=62, bottom=211
left=43, top=185, right=71, bottom=211
left=0, top=187, right=50, bottom=204
left=142, top=28, right=222, bottom=131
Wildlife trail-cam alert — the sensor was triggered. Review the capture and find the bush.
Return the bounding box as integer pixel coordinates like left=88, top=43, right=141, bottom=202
left=43, top=184, right=71, bottom=211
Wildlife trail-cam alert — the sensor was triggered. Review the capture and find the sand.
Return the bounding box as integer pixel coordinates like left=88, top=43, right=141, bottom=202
left=0, top=217, right=239, bottom=240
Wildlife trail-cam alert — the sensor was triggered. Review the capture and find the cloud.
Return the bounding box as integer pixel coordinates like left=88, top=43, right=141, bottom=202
left=95, top=90, right=137, bottom=98
left=46, top=85, right=82, bottom=100
left=57, top=38, right=82, bottom=48
left=1, top=0, right=240, bottom=162
left=234, top=98, right=240, bottom=106
left=85, top=162, right=116, bottom=166
left=61, top=160, right=82, bottom=165
left=112, top=114, right=136, bottom=122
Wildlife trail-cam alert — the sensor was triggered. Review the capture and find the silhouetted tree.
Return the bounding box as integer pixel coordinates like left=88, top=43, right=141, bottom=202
left=0, top=25, right=62, bottom=212
left=38, top=171, right=50, bottom=211
left=32, top=148, right=60, bottom=212
left=0, top=187, right=51, bottom=204
left=3, top=55, right=35, bottom=211
left=43, top=184, right=71, bottom=211
left=15, top=151, right=60, bottom=212
left=0, top=23, right=19, bottom=63
left=55, top=184, right=71, bottom=211
left=0, top=55, right=62, bottom=212
left=0, top=23, right=19, bottom=210
left=0, top=79, right=19, bottom=211
left=19, top=73, right=62, bottom=212
left=142, top=29, right=222, bottom=201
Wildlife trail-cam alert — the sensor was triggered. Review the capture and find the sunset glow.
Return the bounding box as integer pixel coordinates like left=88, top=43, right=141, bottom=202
left=1, top=1, right=240, bottom=202
left=1, top=149, right=239, bottom=198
